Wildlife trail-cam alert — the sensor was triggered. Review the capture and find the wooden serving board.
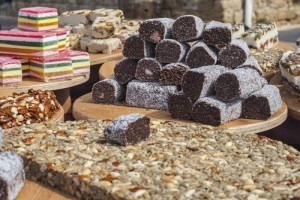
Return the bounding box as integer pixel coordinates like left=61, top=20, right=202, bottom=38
left=270, top=72, right=300, bottom=121
left=73, top=93, right=287, bottom=134
left=0, top=75, right=89, bottom=97
left=89, top=49, right=123, bottom=66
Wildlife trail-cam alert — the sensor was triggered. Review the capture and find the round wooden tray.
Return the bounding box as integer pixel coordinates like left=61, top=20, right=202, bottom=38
left=0, top=75, right=89, bottom=97
left=270, top=72, right=300, bottom=121
left=89, top=49, right=123, bottom=66
left=73, top=93, right=287, bottom=134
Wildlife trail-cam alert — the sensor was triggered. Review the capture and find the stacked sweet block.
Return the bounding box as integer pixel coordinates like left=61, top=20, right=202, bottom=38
left=59, top=8, right=141, bottom=54
left=279, top=51, right=300, bottom=97
left=0, top=7, right=90, bottom=84
left=92, top=15, right=283, bottom=126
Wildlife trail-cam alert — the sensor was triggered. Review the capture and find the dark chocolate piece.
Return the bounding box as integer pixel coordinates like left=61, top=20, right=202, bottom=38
left=182, top=65, right=227, bottom=101
left=114, top=58, right=139, bottom=84
left=168, top=92, right=194, bottom=120
left=122, top=35, right=156, bottom=59
left=104, top=113, right=150, bottom=146
left=0, top=151, right=25, bottom=200
left=242, top=85, right=282, bottom=120
left=215, top=68, right=267, bottom=102
left=202, top=21, right=232, bottom=47
left=192, top=96, right=242, bottom=126
left=172, top=15, right=204, bottom=42
left=126, top=80, right=179, bottom=110
left=186, top=41, right=218, bottom=68
left=139, top=18, right=174, bottom=43
left=236, top=57, right=263, bottom=75
left=135, top=58, right=163, bottom=81
left=92, top=77, right=126, bottom=104
left=155, top=39, right=190, bottom=63
left=160, top=62, right=190, bottom=86
left=219, top=39, right=250, bottom=68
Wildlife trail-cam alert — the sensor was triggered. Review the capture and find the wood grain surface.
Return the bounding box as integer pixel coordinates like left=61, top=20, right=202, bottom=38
left=0, top=75, right=90, bottom=97
left=89, top=49, right=123, bottom=66
left=73, top=93, right=287, bottom=135
left=270, top=72, right=300, bottom=121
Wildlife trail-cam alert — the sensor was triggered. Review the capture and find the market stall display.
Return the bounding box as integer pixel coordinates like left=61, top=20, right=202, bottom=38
left=3, top=120, right=299, bottom=199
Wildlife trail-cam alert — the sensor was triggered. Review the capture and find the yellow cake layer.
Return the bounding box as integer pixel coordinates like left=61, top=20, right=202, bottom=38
left=22, top=65, right=30, bottom=70
left=30, top=70, right=73, bottom=77
left=73, top=61, right=90, bottom=68
left=18, top=18, right=58, bottom=25
left=30, top=66, right=72, bottom=73
left=0, top=71, right=22, bottom=77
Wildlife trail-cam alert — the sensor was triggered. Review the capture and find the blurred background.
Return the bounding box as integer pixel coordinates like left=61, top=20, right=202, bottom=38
left=1, top=0, right=300, bottom=28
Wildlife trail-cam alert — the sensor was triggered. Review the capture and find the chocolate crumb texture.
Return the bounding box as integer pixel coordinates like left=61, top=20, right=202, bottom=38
left=242, top=85, right=282, bottom=120
left=139, top=18, right=174, bottom=43
left=114, top=58, right=139, bottom=84
left=104, top=113, right=150, bottom=146
left=172, top=15, right=204, bottom=42
left=215, top=68, right=267, bottom=101
left=92, top=77, right=126, bottom=104
left=155, top=39, right=190, bottom=63
left=0, top=151, right=25, bottom=200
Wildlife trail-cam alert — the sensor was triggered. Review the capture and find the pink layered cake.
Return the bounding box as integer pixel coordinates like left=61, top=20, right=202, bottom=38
left=0, top=57, right=22, bottom=85
left=30, top=55, right=73, bottom=82
left=18, top=7, right=58, bottom=31
left=49, top=28, right=69, bottom=51
left=0, top=30, right=58, bottom=58
left=60, top=50, right=90, bottom=76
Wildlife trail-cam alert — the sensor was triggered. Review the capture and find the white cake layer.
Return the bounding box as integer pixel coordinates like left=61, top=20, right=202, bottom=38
left=18, top=25, right=58, bottom=31
left=232, top=26, right=245, bottom=39
left=243, top=28, right=278, bottom=49
left=0, top=35, right=57, bottom=43
left=0, top=78, right=22, bottom=84
left=19, top=12, right=57, bottom=18
left=280, top=65, right=300, bottom=86
left=280, top=51, right=300, bottom=87
left=0, top=64, right=21, bottom=69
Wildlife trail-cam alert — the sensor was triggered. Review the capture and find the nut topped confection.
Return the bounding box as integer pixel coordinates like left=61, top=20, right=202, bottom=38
left=250, top=48, right=285, bottom=72
left=241, top=22, right=278, bottom=49
left=2, top=120, right=300, bottom=199
left=280, top=51, right=300, bottom=93
left=0, top=89, right=60, bottom=129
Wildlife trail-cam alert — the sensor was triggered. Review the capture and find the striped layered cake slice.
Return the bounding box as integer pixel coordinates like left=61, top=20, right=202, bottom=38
left=19, top=59, right=30, bottom=76
left=18, top=7, right=58, bottom=31
left=49, top=28, right=69, bottom=51
left=241, top=22, right=278, bottom=49
left=60, top=50, right=90, bottom=76
left=30, top=56, right=73, bottom=82
left=0, top=30, right=59, bottom=58
left=0, top=57, right=22, bottom=85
